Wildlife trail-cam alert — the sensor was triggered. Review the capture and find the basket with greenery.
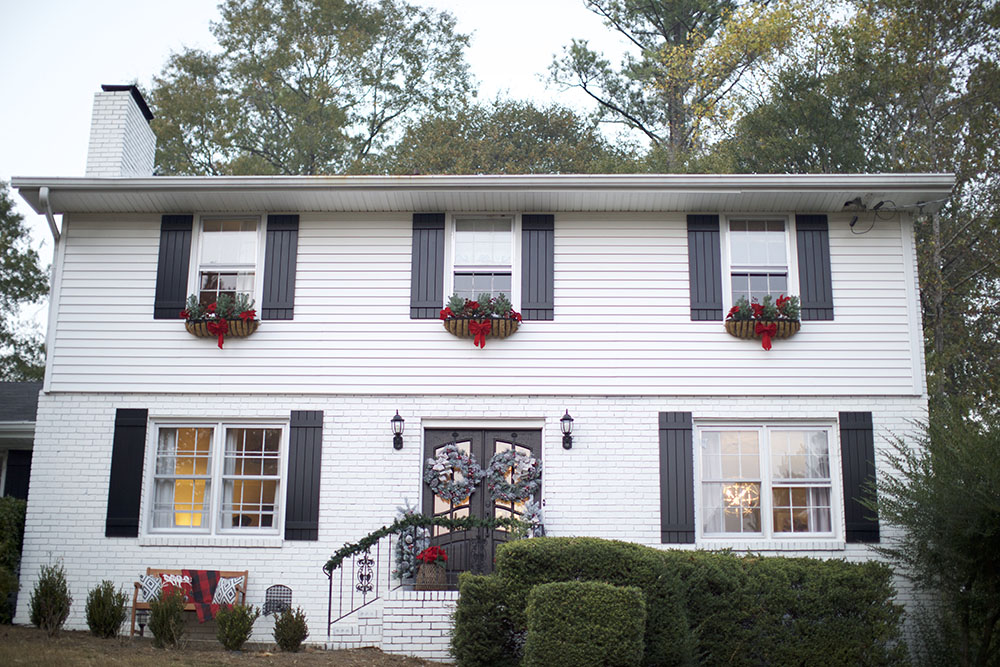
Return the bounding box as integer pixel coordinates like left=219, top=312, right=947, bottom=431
left=439, top=293, right=522, bottom=348
left=179, top=293, right=259, bottom=348
left=724, top=294, right=801, bottom=350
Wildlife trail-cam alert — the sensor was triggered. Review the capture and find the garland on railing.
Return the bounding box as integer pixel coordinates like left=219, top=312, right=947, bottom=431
left=324, top=514, right=526, bottom=575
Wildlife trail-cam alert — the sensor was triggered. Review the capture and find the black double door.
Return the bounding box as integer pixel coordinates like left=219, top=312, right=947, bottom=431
left=422, top=429, right=541, bottom=580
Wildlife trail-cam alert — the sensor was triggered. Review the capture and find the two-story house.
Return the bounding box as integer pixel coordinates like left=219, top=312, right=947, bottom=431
left=11, top=86, right=953, bottom=659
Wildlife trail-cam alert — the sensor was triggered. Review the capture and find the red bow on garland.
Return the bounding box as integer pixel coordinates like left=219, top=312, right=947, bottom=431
left=469, top=320, right=492, bottom=348
left=755, top=322, right=777, bottom=351
left=206, top=319, right=229, bottom=349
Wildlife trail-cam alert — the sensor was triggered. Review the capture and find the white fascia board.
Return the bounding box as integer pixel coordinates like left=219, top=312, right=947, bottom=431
left=12, top=173, right=956, bottom=215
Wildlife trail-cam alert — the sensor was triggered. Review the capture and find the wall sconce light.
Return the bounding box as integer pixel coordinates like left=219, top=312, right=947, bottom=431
left=391, top=411, right=404, bottom=450
left=560, top=410, right=574, bottom=449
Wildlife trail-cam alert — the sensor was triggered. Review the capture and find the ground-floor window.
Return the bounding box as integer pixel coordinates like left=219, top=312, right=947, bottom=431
left=149, top=422, right=285, bottom=535
left=698, top=424, right=836, bottom=539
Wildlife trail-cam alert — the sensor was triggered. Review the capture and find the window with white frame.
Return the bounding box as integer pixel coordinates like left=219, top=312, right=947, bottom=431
left=728, top=219, right=789, bottom=303
left=699, top=425, right=834, bottom=538
left=196, top=217, right=260, bottom=307
left=150, top=423, right=284, bottom=534
left=451, top=217, right=514, bottom=300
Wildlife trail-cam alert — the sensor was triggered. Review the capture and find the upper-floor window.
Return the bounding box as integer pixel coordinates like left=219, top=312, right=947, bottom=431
left=728, top=219, right=789, bottom=303
left=196, top=217, right=261, bottom=307
left=451, top=217, right=514, bottom=301
left=698, top=424, right=836, bottom=538
left=149, top=421, right=285, bottom=535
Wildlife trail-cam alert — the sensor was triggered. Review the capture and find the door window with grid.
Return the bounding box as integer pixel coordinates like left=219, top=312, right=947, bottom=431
left=700, top=426, right=834, bottom=538
left=197, top=218, right=259, bottom=307
left=729, top=219, right=788, bottom=303
left=452, top=218, right=513, bottom=300
left=150, top=423, right=284, bottom=534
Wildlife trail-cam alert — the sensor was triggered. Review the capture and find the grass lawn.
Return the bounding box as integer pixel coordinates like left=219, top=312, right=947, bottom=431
left=0, top=625, right=445, bottom=666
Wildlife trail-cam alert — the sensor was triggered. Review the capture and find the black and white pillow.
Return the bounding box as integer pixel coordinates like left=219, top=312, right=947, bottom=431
left=138, top=574, right=162, bottom=602
left=212, top=576, right=243, bottom=605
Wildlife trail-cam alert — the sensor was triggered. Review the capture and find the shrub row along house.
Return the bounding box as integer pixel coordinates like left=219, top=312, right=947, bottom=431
left=11, top=86, right=953, bottom=659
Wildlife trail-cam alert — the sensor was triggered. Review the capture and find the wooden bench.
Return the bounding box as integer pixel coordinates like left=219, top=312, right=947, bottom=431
left=131, top=568, right=248, bottom=637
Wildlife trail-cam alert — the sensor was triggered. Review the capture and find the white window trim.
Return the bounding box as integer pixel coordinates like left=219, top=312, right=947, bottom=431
left=187, top=214, right=268, bottom=307
left=444, top=213, right=522, bottom=310
left=720, top=214, right=800, bottom=310
left=693, top=421, right=843, bottom=544
left=143, top=418, right=288, bottom=538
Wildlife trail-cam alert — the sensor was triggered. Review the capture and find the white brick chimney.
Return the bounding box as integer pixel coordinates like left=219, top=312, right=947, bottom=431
left=85, top=85, right=156, bottom=177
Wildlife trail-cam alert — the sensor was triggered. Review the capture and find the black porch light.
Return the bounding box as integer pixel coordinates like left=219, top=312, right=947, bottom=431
left=560, top=410, right=574, bottom=449
left=391, top=411, right=405, bottom=450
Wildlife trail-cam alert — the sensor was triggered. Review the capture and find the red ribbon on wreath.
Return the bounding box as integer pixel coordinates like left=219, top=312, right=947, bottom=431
left=755, top=322, right=777, bottom=351
left=206, top=319, right=229, bottom=349
left=469, top=320, right=492, bottom=348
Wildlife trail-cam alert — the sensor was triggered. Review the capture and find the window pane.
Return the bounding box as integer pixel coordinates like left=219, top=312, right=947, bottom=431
left=199, top=271, right=255, bottom=306
left=200, top=218, right=257, bottom=266
left=222, top=427, right=281, bottom=531
left=772, top=430, right=829, bottom=480
left=453, top=272, right=512, bottom=300
left=730, top=219, right=786, bottom=268
left=772, top=486, right=831, bottom=533
left=702, top=481, right=761, bottom=534
left=455, top=219, right=512, bottom=266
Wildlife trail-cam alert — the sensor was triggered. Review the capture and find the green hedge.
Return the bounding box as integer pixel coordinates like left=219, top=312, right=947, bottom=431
left=451, top=537, right=907, bottom=666
left=0, top=497, right=27, bottom=624
left=524, top=581, right=646, bottom=667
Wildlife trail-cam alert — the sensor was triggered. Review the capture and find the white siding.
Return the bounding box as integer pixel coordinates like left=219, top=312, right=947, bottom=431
left=46, top=211, right=922, bottom=396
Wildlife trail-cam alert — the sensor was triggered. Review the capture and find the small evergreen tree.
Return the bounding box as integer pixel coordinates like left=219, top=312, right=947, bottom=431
left=874, top=410, right=1000, bottom=666
left=85, top=580, right=128, bottom=638
left=28, top=563, right=72, bottom=636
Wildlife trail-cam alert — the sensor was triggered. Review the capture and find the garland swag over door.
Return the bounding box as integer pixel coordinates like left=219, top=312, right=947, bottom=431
left=105, top=408, right=149, bottom=537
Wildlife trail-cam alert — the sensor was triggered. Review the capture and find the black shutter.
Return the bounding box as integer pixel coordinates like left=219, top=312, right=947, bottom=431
left=687, top=215, right=723, bottom=321
left=796, top=215, right=834, bottom=320
left=659, top=412, right=695, bottom=544
left=410, top=214, right=445, bottom=319
left=839, top=412, right=879, bottom=543
left=521, top=215, right=555, bottom=320
left=3, top=450, right=31, bottom=500
left=105, top=408, right=148, bottom=537
left=153, top=215, right=193, bottom=319
left=285, top=410, right=323, bottom=541
left=261, top=214, right=299, bottom=320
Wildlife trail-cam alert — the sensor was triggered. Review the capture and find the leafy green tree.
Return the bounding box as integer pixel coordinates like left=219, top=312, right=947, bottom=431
left=701, top=0, right=1000, bottom=417
left=549, top=0, right=808, bottom=170
left=875, top=411, right=1000, bottom=666
left=366, top=99, right=637, bottom=175
left=150, top=0, right=472, bottom=175
left=0, top=182, right=47, bottom=381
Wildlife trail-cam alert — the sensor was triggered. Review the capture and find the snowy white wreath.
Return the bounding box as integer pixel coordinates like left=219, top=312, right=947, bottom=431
left=424, top=444, right=483, bottom=504
left=485, top=448, right=541, bottom=503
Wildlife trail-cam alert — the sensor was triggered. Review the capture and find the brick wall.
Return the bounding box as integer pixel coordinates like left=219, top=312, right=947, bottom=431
left=16, top=391, right=925, bottom=656
left=84, top=89, right=155, bottom=177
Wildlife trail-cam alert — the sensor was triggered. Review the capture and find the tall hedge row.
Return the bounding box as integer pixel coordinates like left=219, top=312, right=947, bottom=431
left=452, top=537, right=906, bottom=666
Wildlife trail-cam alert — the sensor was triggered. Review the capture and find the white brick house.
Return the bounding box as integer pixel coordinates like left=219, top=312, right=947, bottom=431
left=11, top=86, right=953, bottom=660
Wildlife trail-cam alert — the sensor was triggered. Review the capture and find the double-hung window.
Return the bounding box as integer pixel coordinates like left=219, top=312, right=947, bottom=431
left=699, top=425, right=835, bottom=538
left=727, top=219, right=790, bottom=304
left=450, top=217, right=515, bottom=301
left=149, top=422, right=285, bottom=535
left=194, top=217, right=261, bottom=307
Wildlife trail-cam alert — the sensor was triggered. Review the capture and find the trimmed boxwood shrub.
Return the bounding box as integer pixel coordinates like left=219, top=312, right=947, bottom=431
left=490, top=537, right=694, bottom=666
left=452, top=537, right=907, bottom=666
left=524, top=581, right=646, bottom=667
left=85, top=580, right=129, bottom=638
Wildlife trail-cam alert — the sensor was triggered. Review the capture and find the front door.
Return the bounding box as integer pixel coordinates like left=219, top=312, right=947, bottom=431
left=423, top=429, right=541, bottom=580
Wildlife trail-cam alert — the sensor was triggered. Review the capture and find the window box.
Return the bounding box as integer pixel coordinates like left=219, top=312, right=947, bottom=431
left=443, top=316, right=520, bottom=339
left=724, top=319, right=800, bottom=340
left=185, top=318, right=260, bottom=339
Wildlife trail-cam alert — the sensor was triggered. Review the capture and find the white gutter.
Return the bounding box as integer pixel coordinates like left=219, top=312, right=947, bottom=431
left=38, top=186, right=61, bottom=242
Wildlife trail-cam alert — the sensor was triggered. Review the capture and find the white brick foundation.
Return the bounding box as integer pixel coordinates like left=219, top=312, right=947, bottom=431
left=16, top=391, right=925, bottom=659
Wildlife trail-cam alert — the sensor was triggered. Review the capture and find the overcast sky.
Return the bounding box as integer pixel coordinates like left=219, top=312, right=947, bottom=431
left=0, top=0, right=629, bottom=281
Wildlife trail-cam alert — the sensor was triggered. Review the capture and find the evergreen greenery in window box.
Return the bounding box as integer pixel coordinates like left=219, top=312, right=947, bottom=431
left=724, top=295, right=801, bottom=350
left=179, top=293, right=259, bottom=349
left=439, top=293, right=522, bottom=348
